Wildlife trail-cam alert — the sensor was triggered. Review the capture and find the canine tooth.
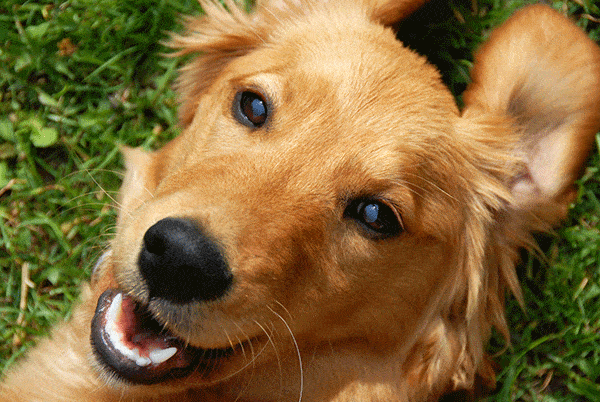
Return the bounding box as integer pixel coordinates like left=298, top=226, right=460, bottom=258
left=106, top=292, right=123, bottom=326
left=105, top=293, right=126, bottom=353
left=105, top=293, right=150, bottom=366
left=149, top=347, right=178, bottom=364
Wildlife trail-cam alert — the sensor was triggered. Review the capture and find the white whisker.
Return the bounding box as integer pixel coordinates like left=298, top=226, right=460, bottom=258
left=83, top=169, right=132, bottom=218
left=268, top=303, right=303, bottom=402
left=228, top=322, right=256, bottom=402
left=209, top=320, right=271, bottom=385
left=229, top=321, right=250, bottom=361
left=254, top=319, right=284, bottom=397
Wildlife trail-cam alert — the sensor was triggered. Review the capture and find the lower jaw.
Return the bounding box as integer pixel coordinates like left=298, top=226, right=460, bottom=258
left=93, top=345, right=235, bottom=386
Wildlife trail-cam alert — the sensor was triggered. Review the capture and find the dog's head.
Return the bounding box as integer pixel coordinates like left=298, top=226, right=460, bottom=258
left=89, top=0, right=600, bottom=399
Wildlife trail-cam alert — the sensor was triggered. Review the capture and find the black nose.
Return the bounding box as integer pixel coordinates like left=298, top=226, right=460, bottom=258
left=138, top=217, right=232, bottom=303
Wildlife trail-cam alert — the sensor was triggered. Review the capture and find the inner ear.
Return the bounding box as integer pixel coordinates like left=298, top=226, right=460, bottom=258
left=461, top=5, right=600, bottom=222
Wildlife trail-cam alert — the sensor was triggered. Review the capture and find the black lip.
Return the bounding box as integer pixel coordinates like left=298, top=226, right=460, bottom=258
left=90, top=289, right=203, bottom=385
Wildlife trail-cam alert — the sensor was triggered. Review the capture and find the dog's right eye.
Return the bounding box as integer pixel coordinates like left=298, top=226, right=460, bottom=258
left=345, top=198, right=403, bottom=239
left=233, top=90, right=269, bottom=128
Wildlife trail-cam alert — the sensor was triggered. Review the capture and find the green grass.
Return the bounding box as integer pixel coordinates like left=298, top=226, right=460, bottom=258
left=1, top=0, right=599, bottom=400
left=0, top=0, right=200, bottom=369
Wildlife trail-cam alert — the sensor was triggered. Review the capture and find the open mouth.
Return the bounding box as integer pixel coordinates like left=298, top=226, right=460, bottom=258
left=91, top=289, right=234, bottom=384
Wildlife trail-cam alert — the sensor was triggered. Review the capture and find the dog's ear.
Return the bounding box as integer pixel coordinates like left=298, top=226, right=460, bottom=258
left=363, top=0, right=430, bottom=25
left=462, top=5, right=600, bottom=226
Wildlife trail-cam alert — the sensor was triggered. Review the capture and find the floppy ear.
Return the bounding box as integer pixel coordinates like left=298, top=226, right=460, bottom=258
left=462, top=5, right=600, bottom=225
left=438, top=8, right=600, bottom=391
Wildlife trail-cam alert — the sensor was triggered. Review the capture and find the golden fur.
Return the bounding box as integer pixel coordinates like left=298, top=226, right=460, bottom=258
left=2, top=1, right=600, bottom=401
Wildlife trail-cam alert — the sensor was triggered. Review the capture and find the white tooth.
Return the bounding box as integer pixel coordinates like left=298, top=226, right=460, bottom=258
left=106, top=294, right=125, bottom=352
left=136, top=356, right=152, bottom=367
left=105, top=293, right=151, bottom=367
left=149, top=347, right=178, bottom=364
left=106, top=293, right=123, bottom=326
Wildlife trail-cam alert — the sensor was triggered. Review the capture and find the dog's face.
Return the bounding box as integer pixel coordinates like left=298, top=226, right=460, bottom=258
left=98, top=8, right=462, bottom=384
left=88, top=0, right=600, bottom=399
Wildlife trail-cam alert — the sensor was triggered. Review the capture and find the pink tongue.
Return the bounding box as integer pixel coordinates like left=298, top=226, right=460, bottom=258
left=90, top=289, right=200, bottom=384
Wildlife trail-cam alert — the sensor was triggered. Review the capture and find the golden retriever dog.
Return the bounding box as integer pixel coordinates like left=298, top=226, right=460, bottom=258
left=2, top=0, right=600, bottom=400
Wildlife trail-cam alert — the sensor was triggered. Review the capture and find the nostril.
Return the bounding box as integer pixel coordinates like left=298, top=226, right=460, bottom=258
left=138, top=217, right=232, bottom=304
left=142, top=225, right=168, bottom=256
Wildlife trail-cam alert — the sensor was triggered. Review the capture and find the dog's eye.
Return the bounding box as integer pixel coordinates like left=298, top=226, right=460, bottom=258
left=234, top=90, right=268, bottom=128
left=345, top=199, right=403, bottom=238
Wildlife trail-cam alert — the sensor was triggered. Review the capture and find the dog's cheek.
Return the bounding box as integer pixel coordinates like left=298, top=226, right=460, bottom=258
left=316, top=236, right=452, bottom=339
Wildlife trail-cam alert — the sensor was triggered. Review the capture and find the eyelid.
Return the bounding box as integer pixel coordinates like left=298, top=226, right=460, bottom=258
left=376, top=198, right=403, bottom=227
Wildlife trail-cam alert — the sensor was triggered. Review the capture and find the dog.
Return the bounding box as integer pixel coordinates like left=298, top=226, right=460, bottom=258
left=2, top=0, right=600, bottom=400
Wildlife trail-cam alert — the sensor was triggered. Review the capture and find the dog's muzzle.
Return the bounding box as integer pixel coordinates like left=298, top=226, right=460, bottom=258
left=90, top=218, right=236, bottom=383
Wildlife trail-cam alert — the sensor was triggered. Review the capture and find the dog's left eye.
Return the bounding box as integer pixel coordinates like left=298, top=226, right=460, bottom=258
left=345, top=198, right=403, bottom=238
left=234, top=90, right=268, bottom=128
